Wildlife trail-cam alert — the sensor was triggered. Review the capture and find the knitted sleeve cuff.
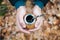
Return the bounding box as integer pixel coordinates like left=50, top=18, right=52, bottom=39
left=35, top=1, right=44, bottom=9
left=14, top=1, right=25, bottom=9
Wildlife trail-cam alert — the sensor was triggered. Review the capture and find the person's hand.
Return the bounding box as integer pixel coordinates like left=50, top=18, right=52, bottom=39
left=29, top=5, right=44, bottom=32
left=16, top=6, right=30, bottom=34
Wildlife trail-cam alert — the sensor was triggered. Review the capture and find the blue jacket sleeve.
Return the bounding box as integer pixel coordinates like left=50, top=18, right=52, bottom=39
left=34, top=0, right=49, bottom=9
left=9, top=0, right=49, bottom=9
left=9, top=0, right=19, bottom=6
left=9, top=0, right=26, bottom=9
left=40, top=0, right=49, bottom=6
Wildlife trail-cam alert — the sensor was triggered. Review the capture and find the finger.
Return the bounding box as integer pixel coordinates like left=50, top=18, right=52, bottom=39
left=21, top=29, right=30, bottom=34
left=29, top=17, right=41, bottom=31
left=16, top=6, right=30, bottom=34
left=35, top=17, right=41, bottom=27
left=16, top=15, right=30, bottom=34
left=31, top=5, right=44, bottom=31
left=33, top=5, right=42, bottom=27
left=29, top=17, right=44, bottom=32
left=29, top=27, right=39, bottom=32
left=29, top=19, right=40, bottom=32
left=17, top=6, right=26, bottom=28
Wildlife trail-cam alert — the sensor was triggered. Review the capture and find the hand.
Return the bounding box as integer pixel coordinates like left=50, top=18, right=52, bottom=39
left=16, top=6, right=30, bottom=34
left=29, top=5, right=44, bottom=32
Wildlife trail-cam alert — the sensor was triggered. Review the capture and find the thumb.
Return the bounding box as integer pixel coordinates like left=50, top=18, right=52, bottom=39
left=35, top=17, right=41, bottom=27
left=20, top=21, right=26, bottom=28
left=35, top=17, right=44, bottom=28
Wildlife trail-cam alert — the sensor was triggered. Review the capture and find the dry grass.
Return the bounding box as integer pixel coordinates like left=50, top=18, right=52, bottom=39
left=0, top=0, right=60, bottom=40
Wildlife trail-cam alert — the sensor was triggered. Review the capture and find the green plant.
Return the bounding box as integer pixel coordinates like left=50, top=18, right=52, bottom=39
left=0, top=0, right=8, bottom=16
left=0, top=4, right=8, bottom=16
